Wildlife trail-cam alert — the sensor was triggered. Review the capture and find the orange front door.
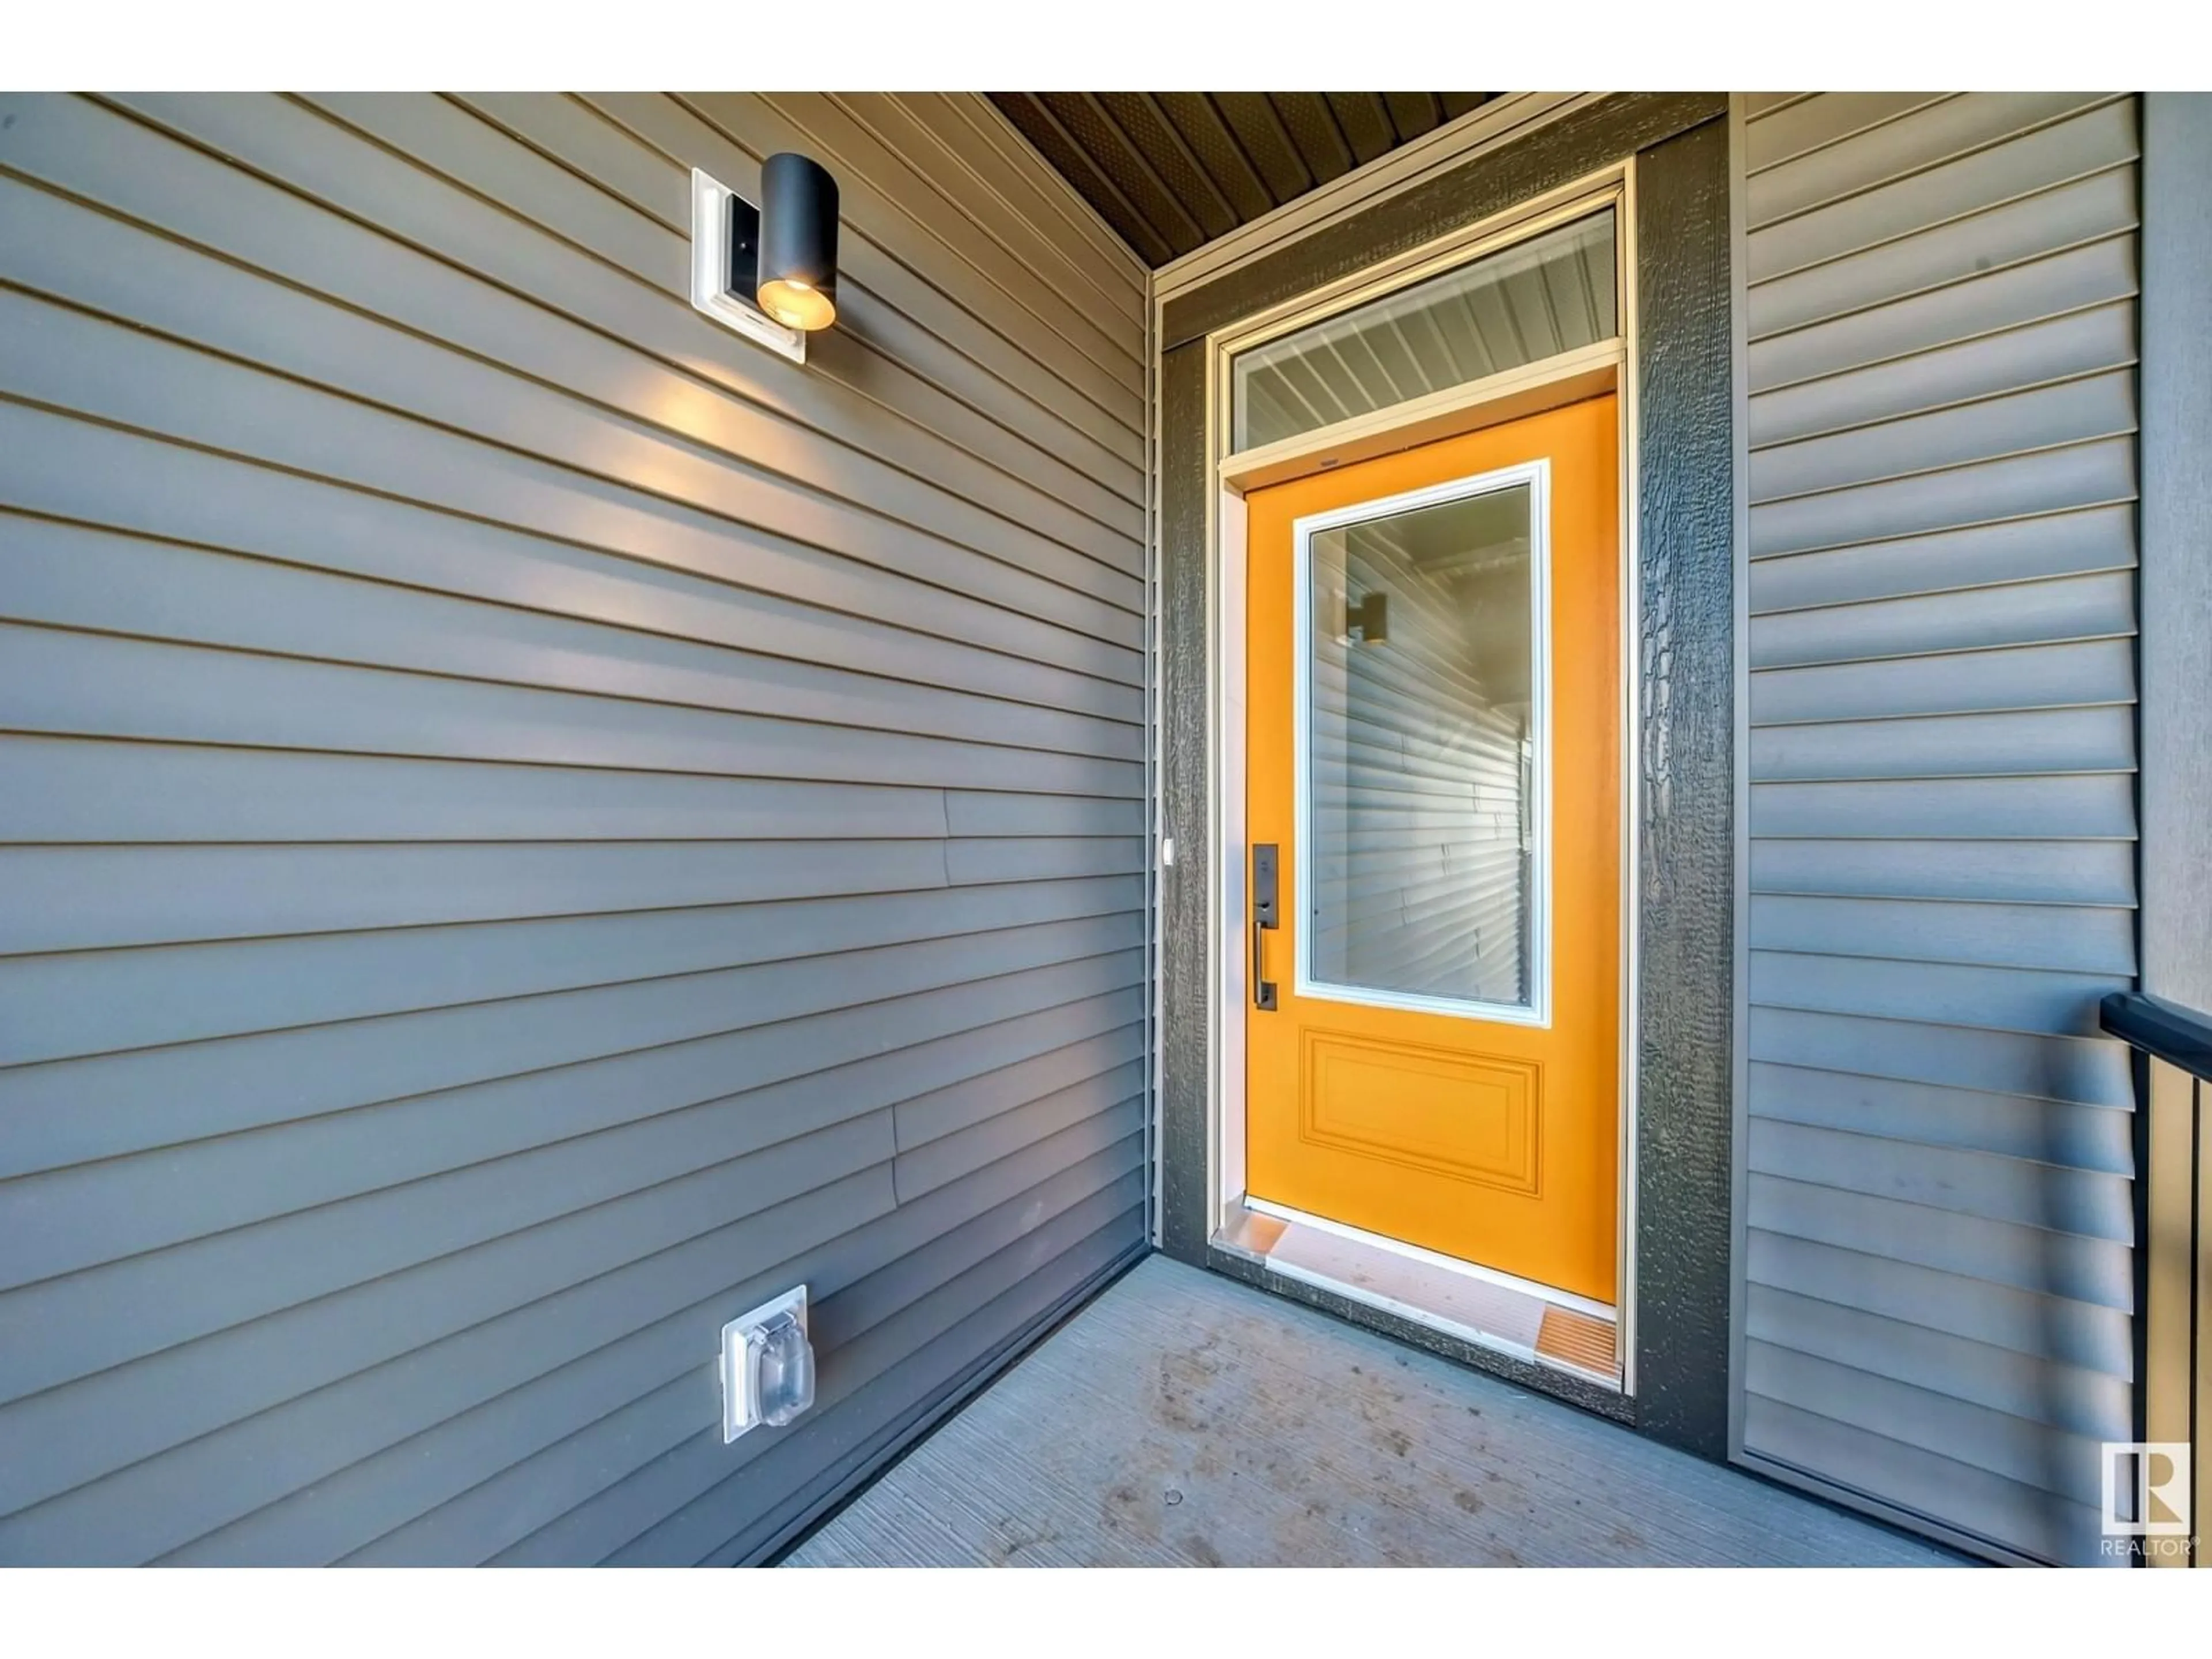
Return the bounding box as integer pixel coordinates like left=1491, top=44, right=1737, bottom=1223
left=1244, top=395, right=1621, bottom=1302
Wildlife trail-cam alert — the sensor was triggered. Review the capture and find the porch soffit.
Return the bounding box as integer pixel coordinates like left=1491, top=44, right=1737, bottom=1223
left=987, top=93, right=1501, bottom=266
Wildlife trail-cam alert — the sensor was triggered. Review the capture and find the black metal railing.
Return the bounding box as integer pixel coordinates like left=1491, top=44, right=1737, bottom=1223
left=2103, top=990, right=2212, bottom=1081
left=2101, top=990, right=2209, bottom=1567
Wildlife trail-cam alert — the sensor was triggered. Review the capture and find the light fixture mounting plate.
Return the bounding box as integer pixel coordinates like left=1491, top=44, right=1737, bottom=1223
left=689, top=167, right=806, bottom=364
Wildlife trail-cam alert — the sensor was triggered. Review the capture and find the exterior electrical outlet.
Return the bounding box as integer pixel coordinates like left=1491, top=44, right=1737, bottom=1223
left=721, top=1287, right=814, bottom=1444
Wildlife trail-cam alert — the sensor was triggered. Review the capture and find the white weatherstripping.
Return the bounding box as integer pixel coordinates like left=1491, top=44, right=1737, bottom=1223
left=1614, top=158, right=1643, bottom=1403
left=1215, top=487, right=1250, bottom=1224
left=1289, top=460, right=1554, bottom=1029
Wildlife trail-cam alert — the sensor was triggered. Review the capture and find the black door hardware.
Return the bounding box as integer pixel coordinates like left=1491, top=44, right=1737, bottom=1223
left=1252, top=842, right=1279, bottom=1012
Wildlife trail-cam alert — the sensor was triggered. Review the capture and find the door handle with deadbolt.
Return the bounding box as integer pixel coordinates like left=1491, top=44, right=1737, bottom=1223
left=1252, top=843, right=1279, bottom=1012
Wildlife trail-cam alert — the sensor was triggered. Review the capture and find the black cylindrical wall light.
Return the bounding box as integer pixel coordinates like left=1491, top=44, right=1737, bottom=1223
left=757, top=152, right=839, bottom=332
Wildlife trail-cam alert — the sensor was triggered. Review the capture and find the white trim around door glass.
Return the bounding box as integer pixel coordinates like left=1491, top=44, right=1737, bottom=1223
left=1289, top=458, right=1552, bottom=1029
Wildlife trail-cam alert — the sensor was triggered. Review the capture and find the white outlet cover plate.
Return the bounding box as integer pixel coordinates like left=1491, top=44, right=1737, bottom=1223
left=721, top=1285, right=809, bottom=1444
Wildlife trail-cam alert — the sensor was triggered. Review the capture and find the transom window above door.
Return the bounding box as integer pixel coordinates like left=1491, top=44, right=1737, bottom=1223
left=1229, top=209, right=1619, bottom=453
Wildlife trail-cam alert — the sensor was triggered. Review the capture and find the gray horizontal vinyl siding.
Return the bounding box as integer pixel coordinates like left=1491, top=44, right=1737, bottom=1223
left=0, top=91, right=1149, bottom=1566
left=1737, top=92, right=2140, bottom=1565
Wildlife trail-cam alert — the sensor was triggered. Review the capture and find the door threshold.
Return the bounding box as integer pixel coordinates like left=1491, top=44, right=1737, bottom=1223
left=1216, top=1198, right=1622, bottom=1391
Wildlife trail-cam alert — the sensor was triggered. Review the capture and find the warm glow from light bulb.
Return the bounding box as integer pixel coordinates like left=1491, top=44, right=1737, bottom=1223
left=758, top=277, right=836, bottom=332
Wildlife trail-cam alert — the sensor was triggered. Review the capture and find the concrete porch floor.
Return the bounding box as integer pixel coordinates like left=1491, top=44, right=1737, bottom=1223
left=786, top=1255, right=1962, bottom=1567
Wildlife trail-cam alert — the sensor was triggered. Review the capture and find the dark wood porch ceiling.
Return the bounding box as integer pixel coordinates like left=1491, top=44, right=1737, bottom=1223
left=988, top=93, right=1499, bottom=266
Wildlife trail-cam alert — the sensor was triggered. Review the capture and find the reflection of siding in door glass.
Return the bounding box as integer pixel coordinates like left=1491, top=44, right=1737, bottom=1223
left=1309, top=484, right=1534, bottom=1008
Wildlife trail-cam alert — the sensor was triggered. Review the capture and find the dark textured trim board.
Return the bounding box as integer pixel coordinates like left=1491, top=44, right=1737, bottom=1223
left=1622, top=115, right=1735, bottom=1460
left=1157, top=337, right=1213, bottom=1268
left=1157, top=97, right=1735, bottom=1456
left=1722, top=89, right=1755, bottom=1475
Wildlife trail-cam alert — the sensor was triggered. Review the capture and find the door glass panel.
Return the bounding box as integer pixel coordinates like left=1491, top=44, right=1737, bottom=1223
left=1233, top=210, right=1616, bottom=453
left=1304, top=477, right=1540, bottom=1013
